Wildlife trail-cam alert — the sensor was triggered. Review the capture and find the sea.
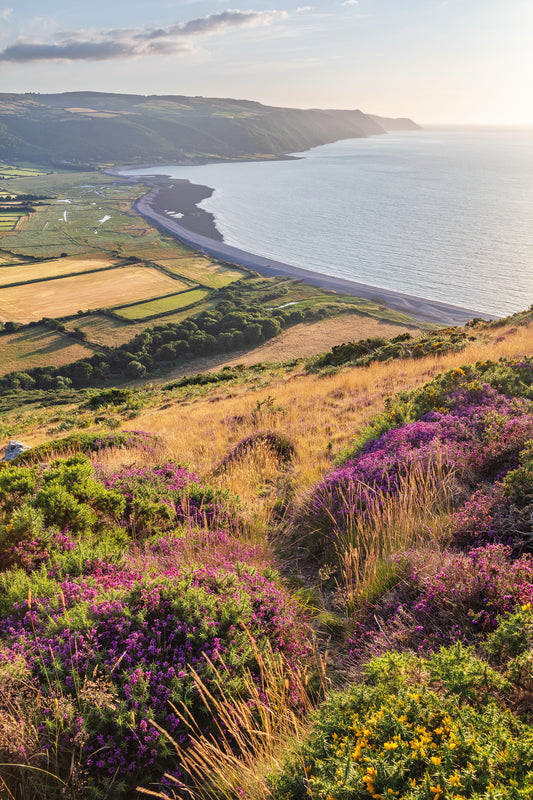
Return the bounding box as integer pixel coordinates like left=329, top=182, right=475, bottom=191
left=122, top=128, right=533, bottom=318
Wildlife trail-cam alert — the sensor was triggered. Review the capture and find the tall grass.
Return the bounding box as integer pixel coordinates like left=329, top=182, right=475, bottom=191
left=331, top=456, right=458, bottom=611
left=137, top=638, right=327, bottom=800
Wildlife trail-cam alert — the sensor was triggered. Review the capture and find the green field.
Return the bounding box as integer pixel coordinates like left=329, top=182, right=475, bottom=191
left=114, top=288, right=211, bottom=320
left=0, top=165, right=49, bottom=178
left=0, top=213, right=23, bottom=231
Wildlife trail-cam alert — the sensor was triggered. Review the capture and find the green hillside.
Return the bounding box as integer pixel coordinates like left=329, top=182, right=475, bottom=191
left=0, top=92, right=420, bottom=165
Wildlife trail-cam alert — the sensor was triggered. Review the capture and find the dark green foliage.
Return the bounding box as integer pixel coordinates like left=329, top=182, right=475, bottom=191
left=311, top=328, right=470, bottom=371
left=86, top=388, right=133, bottom=409
left=503, top=442, right=533, bottom=506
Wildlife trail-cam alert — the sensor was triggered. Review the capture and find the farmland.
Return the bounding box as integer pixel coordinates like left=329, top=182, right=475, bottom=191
left=156, top=256, right=246, bottom=288
left=0, top=161, right=422, bottom=382
left=114, top=287, right=211, bottom=320
left=0, top=255, right=120, bottom=287
left=0, top=325, right=95, bottom=376
left=0, top=264, right=188, bottom=323
left=0, top=212, right=22, bottom=231
left=62, top=314, right=146, bottom=346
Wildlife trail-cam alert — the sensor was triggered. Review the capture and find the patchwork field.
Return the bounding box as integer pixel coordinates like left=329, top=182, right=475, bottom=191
left=0, top=326, right=95, bottom=376
left=0, top=165, right=49, bottom=178
left=0, top=265, right=187, bottom=323
left=0, top=256, right=120, bottom=287
left=114, top=287, right=211, bottom=320
left=0, top=213, right=23, bottom=231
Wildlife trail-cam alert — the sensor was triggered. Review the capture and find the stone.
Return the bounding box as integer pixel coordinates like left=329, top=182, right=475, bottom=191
left=1, top=440, right=31, bottom=462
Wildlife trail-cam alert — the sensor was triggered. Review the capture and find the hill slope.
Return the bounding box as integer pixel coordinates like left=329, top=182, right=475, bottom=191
left=0, top=91, right=421, bottom=164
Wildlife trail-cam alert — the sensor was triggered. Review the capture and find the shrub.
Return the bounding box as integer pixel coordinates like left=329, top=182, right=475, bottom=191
left=271, top=646, right=533, bottom=800
left=0, top=558, right=310, bottom=799
left=215, top=431, right=296, bottom=473
left=303, top=386, right=533, bottom=556
left=349, top=544, right=533, bottom=660
left=101, top=460, right=238, bottom=536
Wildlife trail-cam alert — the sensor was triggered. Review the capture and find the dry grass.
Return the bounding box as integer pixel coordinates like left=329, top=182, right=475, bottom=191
left=62, top=314, right=137, bottom=346
left=0, top=326, right=95, bottom=376
left=328, top=457, right=458, bottom=610
left=156, top=257, right=245, bottom=288
left=136, top=640, right=326, bottom=800
left=0, top=256, right=119, bottom=287
left=0, top=265, right=187, bottom=323
left=128, top=320, right=533, bottom=519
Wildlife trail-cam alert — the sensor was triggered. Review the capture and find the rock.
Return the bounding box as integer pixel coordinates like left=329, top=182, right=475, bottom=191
left=1, top=440, right=31, bottom=462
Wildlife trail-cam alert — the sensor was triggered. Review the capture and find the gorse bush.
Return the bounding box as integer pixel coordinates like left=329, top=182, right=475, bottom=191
left=311, top=327, right=472, bottom=371
left=0, top=454, right=126, bottom=570
left=102, top=460, right=239, bottom=535
left=271, top=645, right=533, bottom=800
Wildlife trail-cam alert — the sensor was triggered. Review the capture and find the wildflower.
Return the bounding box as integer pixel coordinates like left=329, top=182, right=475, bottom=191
left=383, top=741, right=398, bottom=750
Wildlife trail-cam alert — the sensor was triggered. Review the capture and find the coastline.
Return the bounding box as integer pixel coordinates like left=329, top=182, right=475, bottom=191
left=109, top=167, right=495, bottom=327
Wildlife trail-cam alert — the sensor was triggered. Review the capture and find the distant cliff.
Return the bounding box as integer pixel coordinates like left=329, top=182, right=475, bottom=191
left=0, top=92, right=421, bottom=165
left=368, top=114, right=422, bottom=131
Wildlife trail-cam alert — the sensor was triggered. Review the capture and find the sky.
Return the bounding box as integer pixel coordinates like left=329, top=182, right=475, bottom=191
left=0, top=0, right=531, bottom=125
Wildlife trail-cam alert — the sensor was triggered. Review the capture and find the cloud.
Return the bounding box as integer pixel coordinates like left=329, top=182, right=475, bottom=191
left=342, top=0, right=359, bottom=4
left=0, top=7, right=13, bottom=21
left=296, top=6, right=312, bottom=11
left=0, top=9, right=287, bottom=62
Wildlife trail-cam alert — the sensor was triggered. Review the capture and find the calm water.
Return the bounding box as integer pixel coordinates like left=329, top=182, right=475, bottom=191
left=124, top=128, right=533, bottom=317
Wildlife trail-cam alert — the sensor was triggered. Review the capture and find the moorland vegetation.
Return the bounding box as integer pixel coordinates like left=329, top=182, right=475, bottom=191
left=0, top=93, right=419, bottom=166
left=1, top=155, right=533, bottom=800
left=0, top=303, right=531, bottom=799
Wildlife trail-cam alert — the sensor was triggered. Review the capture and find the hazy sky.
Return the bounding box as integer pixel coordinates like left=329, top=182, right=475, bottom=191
left=0, top=0, right=531, bottom=124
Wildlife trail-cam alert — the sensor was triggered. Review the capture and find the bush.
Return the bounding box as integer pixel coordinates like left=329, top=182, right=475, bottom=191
left=0, top=557, right=310, bottom=799
left=271, top=646, right=533, bottom=799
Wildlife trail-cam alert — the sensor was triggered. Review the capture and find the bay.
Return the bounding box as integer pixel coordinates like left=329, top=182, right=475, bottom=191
left=123, top=128, right=533, bottom=317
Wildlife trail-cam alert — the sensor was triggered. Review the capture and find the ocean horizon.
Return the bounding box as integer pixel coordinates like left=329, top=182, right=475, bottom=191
left=123, top=127, right=533, bottom=318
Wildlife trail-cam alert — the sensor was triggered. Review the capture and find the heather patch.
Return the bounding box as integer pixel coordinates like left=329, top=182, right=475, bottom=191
left=301, top=386, right=533, bottom=557
left=0, top=555, right=309, bottom=798
left=449, top=443, right=533, bottom=552
left=101, top=460, right=239, bottom=535
left=340, top=358, right=533, bottom=458
left=349, top=544, right=533, bottom=660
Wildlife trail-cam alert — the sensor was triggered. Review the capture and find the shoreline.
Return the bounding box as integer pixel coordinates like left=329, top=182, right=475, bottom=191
left=110, top=168, right=495, bottom=327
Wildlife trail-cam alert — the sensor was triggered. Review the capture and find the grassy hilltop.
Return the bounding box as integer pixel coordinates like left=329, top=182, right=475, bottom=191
left=0, top=302, right=532, bottom=799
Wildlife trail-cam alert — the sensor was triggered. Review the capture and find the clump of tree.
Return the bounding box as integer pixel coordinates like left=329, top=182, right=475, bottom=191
left=0, top=297, right=337, bottom=391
